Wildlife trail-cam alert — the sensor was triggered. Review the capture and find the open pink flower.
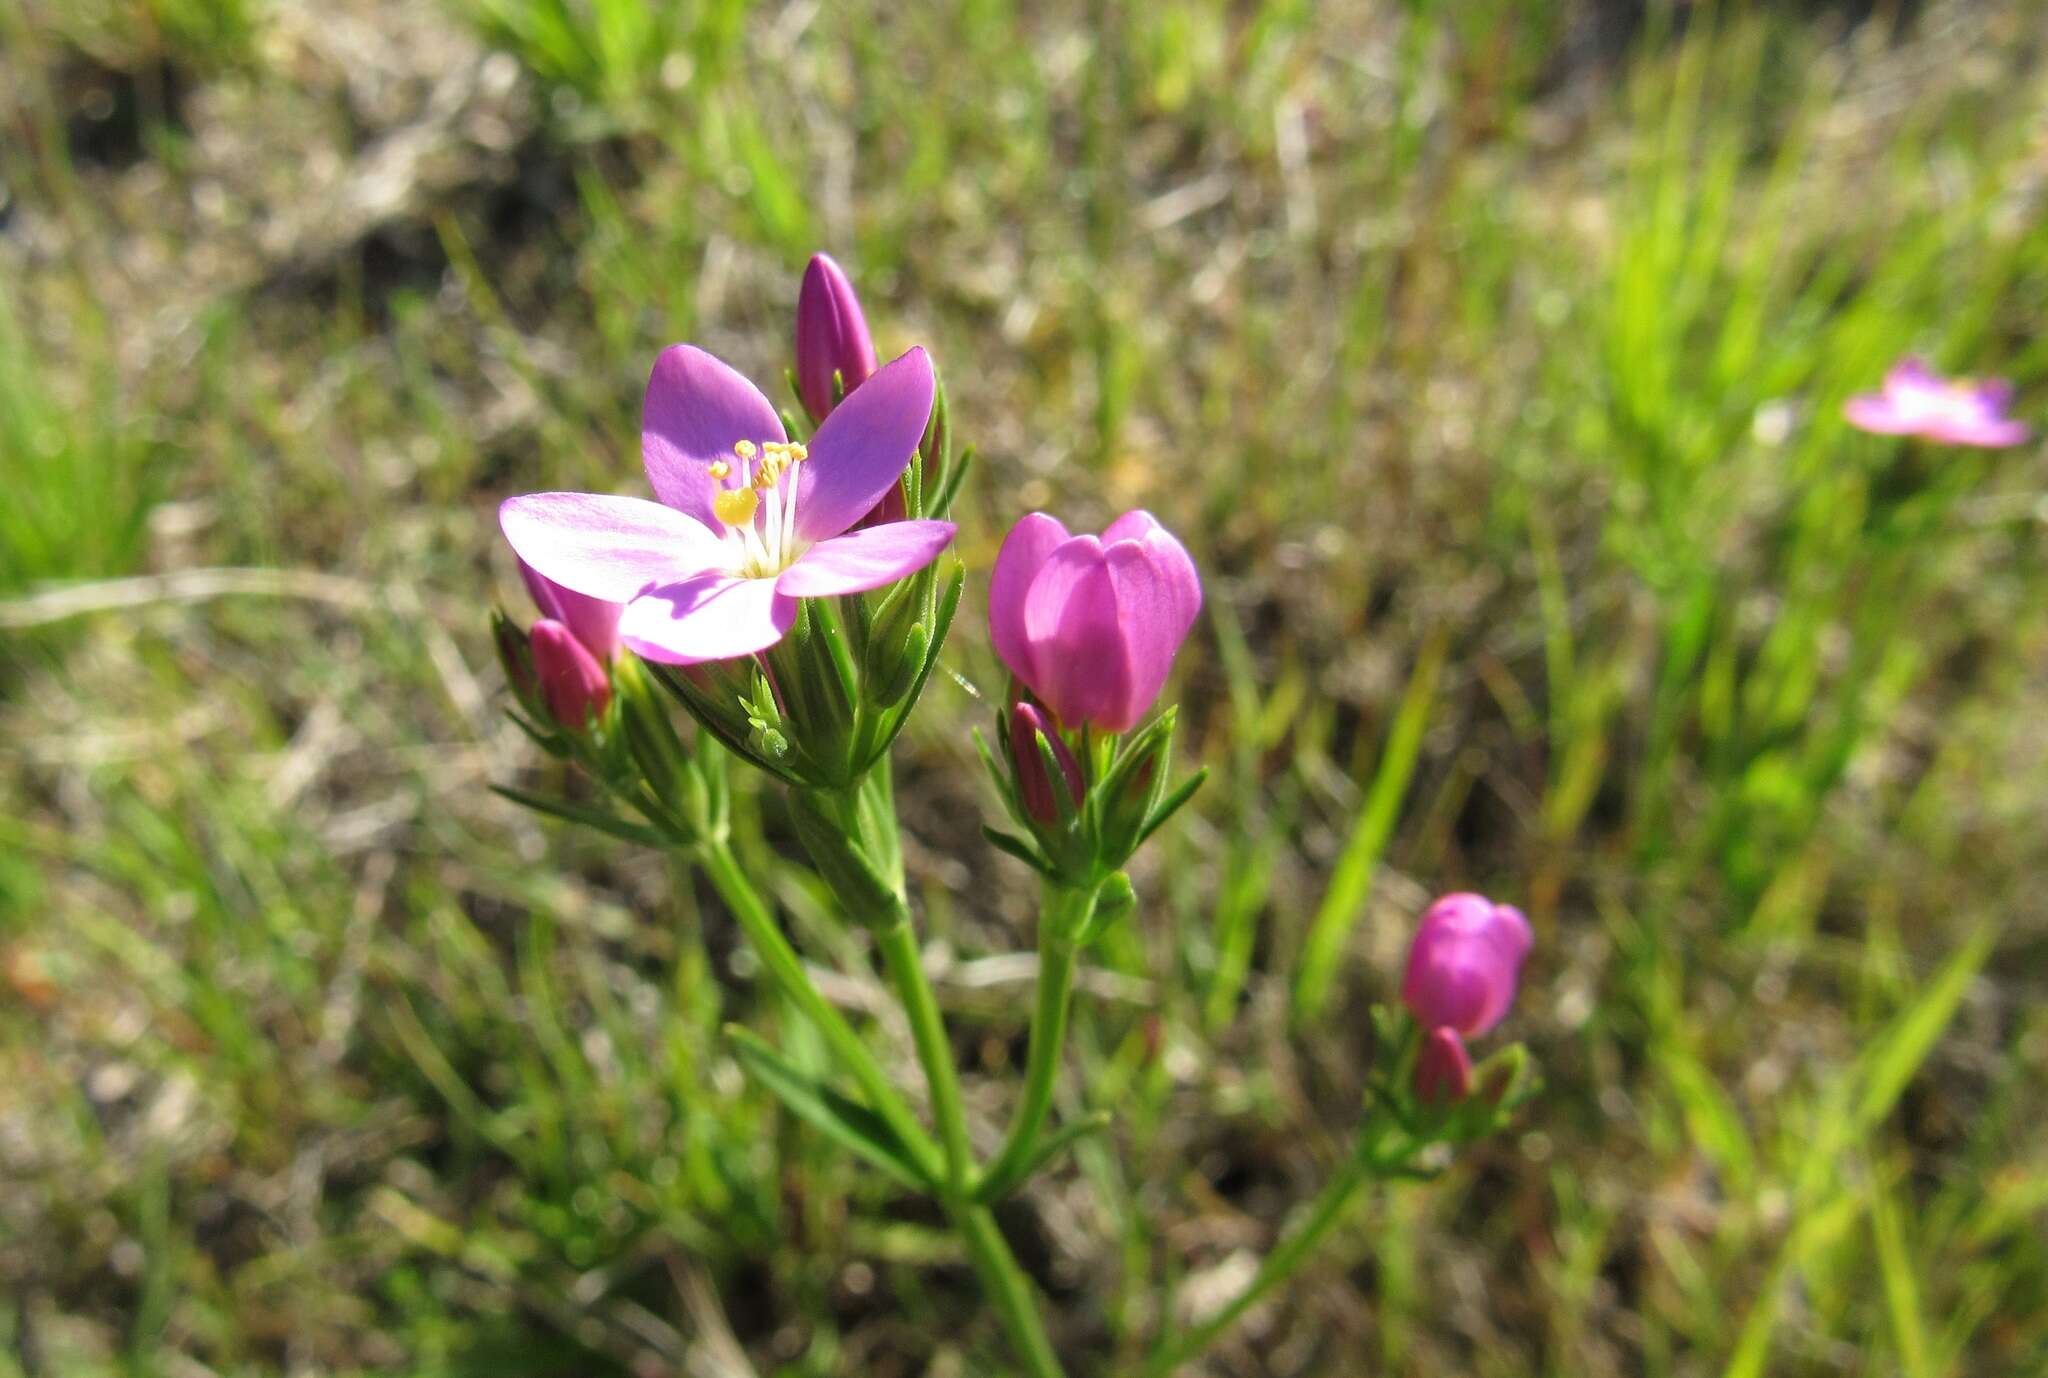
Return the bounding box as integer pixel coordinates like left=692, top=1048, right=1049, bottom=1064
left=1844, top=357, right=2030, bottom=447
left=500, top=345, right=953, bottom=666
left=1401, top=893, right=1531, bottom=1038
left=988, top=511, right=1202, bottom=733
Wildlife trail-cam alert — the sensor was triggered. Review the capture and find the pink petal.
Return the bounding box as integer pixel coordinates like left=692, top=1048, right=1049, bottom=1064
left=793, top=347, right=934, bottom=542
left=1102, top=532, right=1202, bottom=731
left=988, top=513, right=1070, bottom=686
left=1929, top=416, right=2031, bottom=448
left=642, top=346, right=788, bottom=529
left=502, top=493, right=730, bottom=603
left=619, top=573, right=796, bottom=665
left=1101, top=509, right=1167, bottom=544
left=518, top=558, right=622, bottom=661
left=1883, top=355, right=1939, bottom=394
left=1844, top=397, right=1915, bottom=434
left=1021, top=537, right=1132, bottom=729
left=775, top=520, right=956, bottom=598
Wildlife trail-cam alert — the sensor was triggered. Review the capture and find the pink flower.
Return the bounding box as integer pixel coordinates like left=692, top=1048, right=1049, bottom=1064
left=988, top=511, right=1202, bottom=733
left=518, top=558, right=622, bottom=662
left=529, top=618, right=611, bottom=726
left=1008, top=700, right=1083, bottom=823
left=500, top=345, right=953, bottom=666
left=1844, top=357, right=2030, bottom=448
left=1414, top=1027, right=1474, bottom=1105
left=796, top=252, right=878, bottom=425
left=1401, top=893, right=1531, bottom=1038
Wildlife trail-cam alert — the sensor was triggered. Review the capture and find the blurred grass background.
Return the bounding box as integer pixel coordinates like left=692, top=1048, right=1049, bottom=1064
left=3, top=0, right=2046, bottom=1373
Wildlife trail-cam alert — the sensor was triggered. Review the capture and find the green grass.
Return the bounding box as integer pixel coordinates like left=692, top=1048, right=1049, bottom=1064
left=3, top=1, right=2047, bottom=1374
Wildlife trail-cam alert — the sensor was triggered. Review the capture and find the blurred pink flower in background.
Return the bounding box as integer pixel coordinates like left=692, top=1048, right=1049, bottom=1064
left=1844, top=357, right=2029, bottom=447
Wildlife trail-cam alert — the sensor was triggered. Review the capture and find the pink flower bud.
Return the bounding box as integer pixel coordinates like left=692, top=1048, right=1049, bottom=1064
left=518, top=558, right=622, bottom=663
left=1009, top=701, right=1083, bottom=823
left=1414, top=1027, right=1473, bottom=1105
left=796, top=252, right=879, bottom=424
left=530, top=618, right=612, bottom=727
left=987, top=510, right=1202, bottom=733
left=1401, top=893, right=1531, bottom=1038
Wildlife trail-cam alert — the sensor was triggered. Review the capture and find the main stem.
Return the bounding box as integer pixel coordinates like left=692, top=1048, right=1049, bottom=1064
left=1146, top=1121, right=1409, bottom=1376
left=856, top=768, right=1068, bottom=1378
left=976, top=883, right=1089, bottom=1201
left=695, top=837, right=941, bottom=1181
left=874, top=916, right=974, bottom=1192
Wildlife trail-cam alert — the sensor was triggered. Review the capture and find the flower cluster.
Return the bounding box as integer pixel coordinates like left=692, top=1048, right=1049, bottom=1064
left=484, top=251, right=1541, bottom=1378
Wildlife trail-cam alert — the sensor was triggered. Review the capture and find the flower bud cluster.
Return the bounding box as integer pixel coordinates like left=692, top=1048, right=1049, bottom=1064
left=1380, top=893, right=1536, bottom=1138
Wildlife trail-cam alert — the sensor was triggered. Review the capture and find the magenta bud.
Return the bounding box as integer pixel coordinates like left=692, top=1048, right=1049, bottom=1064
left=1009, top=701, right=1083, bottom=824
left=796, top=252, right=879, bottom=424
left=530, top=618, right=612, bottom=728
left=518, top=557, right=623, bottom=663
left=1401, top=893, right=1532, bottom=1038
left=987, top=510, right=1203, bottom=734
left=1414, top=1027, right=1473, bottom=1105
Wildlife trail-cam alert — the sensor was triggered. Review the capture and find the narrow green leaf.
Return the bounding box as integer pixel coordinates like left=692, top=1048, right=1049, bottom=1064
left=725, top=1025, right=931, bottom=1190
left=1293, top=631, right=1447, bottom=1021
left=976, top=1110, right=1112, bottom=1204
left=489, top=784, right=666, bottom=847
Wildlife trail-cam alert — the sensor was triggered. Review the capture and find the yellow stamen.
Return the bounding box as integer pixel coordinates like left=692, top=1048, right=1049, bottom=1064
left=734, top=439, right=757, bottom=459
left=707, top=459, right=731, bottom=480
left=713, top=486, right=759, bottom=527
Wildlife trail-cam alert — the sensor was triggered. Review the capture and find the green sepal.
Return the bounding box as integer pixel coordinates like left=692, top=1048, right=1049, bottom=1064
left=981, top=824, right=1053, bottom=875
left=725, top=1025, right=932, bottom=1190
left=1135, top=767, right=1208, bottom=849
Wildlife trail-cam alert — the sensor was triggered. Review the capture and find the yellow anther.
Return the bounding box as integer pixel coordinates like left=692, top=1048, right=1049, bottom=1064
left=713, top=486, right=760, bottom=527
left=734, top=439, right=758, bottom=459
left=707, top=459, right=731, bottom=480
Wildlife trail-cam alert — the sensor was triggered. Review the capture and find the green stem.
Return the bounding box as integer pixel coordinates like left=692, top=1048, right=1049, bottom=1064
left=1146, top=1119, right=1413, bottom=1376
left=877, top=912, right=1068, bottom=1378
left=976, top=884, right=1091, bottom=1202
left=696, top=838, right=941, bottom=1181
left=954, top=1201, right=1068, bottom=1378
left=875, top=916, right=974, bottom=1193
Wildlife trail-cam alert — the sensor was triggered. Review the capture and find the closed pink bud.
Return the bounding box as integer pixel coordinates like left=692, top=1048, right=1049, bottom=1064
left=530, top=618, right=612, bottom=727
left=1009, top=701, right=1083, bottom=823
left=1401, top=893, right=1531, bottom=1038
left=796, top=252, right=879, bottom=424
left=1414, top=1027, right=1473, bottom=1105
left=987, top=510, right=1203, bottom=733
